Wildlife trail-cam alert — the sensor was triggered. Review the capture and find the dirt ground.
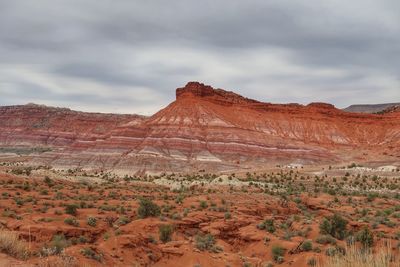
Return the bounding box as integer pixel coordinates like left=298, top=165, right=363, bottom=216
left=0, top=160, right=399, bottom=266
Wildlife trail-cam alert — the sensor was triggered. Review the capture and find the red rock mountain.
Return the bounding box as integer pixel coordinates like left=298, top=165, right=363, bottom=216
left=1, top=82, right=399, bottom=174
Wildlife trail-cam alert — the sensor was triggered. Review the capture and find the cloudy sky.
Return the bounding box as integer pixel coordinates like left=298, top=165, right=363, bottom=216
left=0, top=0, right=399, bottom=114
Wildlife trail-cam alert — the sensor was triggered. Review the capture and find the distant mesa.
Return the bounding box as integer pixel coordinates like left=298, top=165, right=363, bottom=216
left=343, top=103, right=400, bottom=113
left=377, top=105, right=400, bottom=114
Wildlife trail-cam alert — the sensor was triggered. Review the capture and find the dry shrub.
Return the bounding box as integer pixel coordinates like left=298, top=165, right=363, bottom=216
left=38, top=252, right=77, bottom=267
left=0, top=230, right=29, bottom=259
left=320, top=244, right=400, bottom=267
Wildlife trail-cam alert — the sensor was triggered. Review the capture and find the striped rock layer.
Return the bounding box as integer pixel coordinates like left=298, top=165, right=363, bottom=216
left=1, top=82, right=399, bottom=174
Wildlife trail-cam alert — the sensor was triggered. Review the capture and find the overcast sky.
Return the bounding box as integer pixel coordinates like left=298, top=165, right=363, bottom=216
left=0, top=0, right=399, bottom=114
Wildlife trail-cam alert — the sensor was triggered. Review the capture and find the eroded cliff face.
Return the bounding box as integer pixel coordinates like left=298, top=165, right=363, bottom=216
left=1, top=82, right=399, bottom=174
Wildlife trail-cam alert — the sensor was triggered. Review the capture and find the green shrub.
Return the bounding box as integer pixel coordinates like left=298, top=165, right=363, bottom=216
left=271, top=245, right=285, bottom=263
left=87, top=217, right=97, bottom=227
left=65, top=204, right=78, bottom=216
left=159, top=224, right=173, bottom=243
left=40, top=189, right=48, bottom=195
left=137, top=198, right=161, bottom=218
left=103, top=232, right=110, bottom=241
left=394, top=231, right=400, bottom=240
left=257, top=219, right=276, bottom=233
left=64, top=217, right=79, bottom=226
left=316, top=235, right=337, bottom=245
left=116, top=215, right=131, bottom=226
left=325, top=247, right=337, bottom=257
left=199, top=201, right=208, bottom=209
left=356, top=227, right=374, bottom=248
left=325, top=246, right=346, bottom=257
left=44, top=176, right=53, bottom=187
left=78, top=236, right=87, bottom=243
left=301, top=240, right=313, bottom=251
left=319, top=214, right=348, bottom=240
left=195, top=234, right=221, bottom=253
left=46, top=234, right=70, bottom=255
left=175, top=194, right=184, bottom=204
left=81, top=247, right=102, bottom=262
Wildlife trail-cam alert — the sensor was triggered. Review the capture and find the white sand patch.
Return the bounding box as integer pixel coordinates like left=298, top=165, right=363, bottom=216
left=285, top=163, right=303, bottom=169
left=153, top=175, right=270, bottom=190
left=377, top=165, right=398, bottom=172
left=345, top=166, right=398, bottom=173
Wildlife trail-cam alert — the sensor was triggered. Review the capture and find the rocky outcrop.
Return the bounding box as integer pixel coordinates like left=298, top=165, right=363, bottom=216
left=0, top=82, right=399, bottom=174
left=176, top=81, right=259, bottom=105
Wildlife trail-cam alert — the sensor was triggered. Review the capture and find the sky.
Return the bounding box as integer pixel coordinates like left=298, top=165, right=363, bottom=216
left=0, top=0, right=399, bottom=115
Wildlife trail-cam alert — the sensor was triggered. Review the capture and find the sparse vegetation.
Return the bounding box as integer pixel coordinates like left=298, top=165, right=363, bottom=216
left=0, top=160, right=398, bottom=265
left=195, top=234, right=221, bottom=253
left=80, top=247, right=102, bottom=262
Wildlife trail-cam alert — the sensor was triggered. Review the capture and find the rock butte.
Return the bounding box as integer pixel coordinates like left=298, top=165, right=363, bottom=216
left=0, top=82, right=399, bottom=174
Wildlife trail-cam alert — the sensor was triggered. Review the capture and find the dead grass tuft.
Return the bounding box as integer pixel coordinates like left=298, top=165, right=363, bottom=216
left=0, top=230, right=29, bottom=260
left=320, top=244, right=400, bottom=267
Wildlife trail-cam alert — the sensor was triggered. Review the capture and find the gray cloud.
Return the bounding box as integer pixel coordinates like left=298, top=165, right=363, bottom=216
left=0, top=0, right=399, bottom=115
